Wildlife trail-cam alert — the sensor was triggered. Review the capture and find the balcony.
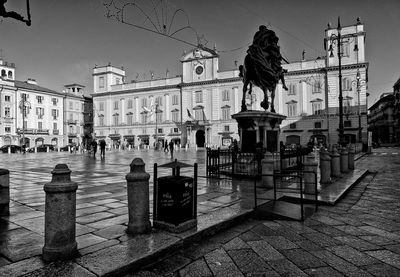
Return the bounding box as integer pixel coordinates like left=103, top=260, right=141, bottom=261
left=53, top=130, right=59, bottom=135
left=17, top=128, right=49, bottom=135
left=67, top=132, right=77, bottom=137
left=66, top=119, right=78, bottom=125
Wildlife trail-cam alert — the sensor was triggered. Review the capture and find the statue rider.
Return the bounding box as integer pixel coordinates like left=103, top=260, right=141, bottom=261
left=0, top=0, right=31, bottom=26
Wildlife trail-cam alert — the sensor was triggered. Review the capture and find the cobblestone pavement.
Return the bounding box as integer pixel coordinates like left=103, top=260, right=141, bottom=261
left=128, top=148, right=400, bottom=277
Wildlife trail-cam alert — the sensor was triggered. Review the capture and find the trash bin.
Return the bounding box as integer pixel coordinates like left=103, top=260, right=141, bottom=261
left=156, top=175, right=194, bottom=226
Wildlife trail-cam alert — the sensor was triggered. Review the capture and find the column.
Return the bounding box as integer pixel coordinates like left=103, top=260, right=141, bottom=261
left=301, top=81, right=308, bottom=114
left=277, top=85, right=283, bottom=114
left=165, top=94, right=170, bottom=121
left=233, top=87, right=240, bottom=113
left=134, top=97, right=139, bottom=123
left=120, top=98, right=125, bottom=124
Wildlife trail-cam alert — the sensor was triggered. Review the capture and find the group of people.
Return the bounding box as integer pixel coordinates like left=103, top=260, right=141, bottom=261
left=90, top=139, right=107, bottom=158
left=163, top=140, right=175, bottom=160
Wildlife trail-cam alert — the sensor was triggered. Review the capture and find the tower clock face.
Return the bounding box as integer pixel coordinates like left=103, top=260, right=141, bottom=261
left=195, top=65, right=204, bottom=75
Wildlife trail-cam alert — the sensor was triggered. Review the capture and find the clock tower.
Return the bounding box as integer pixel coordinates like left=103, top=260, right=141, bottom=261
left=181, top=47, right=219, bottom=83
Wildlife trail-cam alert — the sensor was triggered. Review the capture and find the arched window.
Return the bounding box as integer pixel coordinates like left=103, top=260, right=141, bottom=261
left=1, top=70, right=6, bottom=77
left=342, top=77, right=351, bottom=91
left=8, top=71, right=12, bottom=79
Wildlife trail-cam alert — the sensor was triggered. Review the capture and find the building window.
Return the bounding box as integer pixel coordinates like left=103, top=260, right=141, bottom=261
left=343, top=99, right=351, bottom=114
left=195, top=109, right=204, bottom=121
left=99, top=102, right=104, bottom=111
left=222, top=90, right=230, bottom=101
left=5, top=127, right=11, bottom=133
left=52, top=98, right=58, bottom=105
left=195, top=91, right=203, bottom=103
left=155, top=96, right=163, bottom=106
left=173, top=127, right=179, bottom=133
left=52, top=109, right=58, bottom=120
left=289, top=123, right=296, bottom=129
left=141, top=98, right=147, bottom=107
left=99, top=77, right=104, bottom=88
left=5, top=95, right=10, bottom=102
left=21, top=93, right=28, bottom=101
left=341, top=42, right=350, bottom=57
left=222, top=106, right=230, bottom=120
left=172, top=110, right=179, bottom=122
left=38, top=122, right=43, bottom=130
left=312, top=101, right=322, bottom=115
left=172, top=95, right=179, bottom=105
left=157, top=128, right=163, bottom=134
left=1, top=69, right=5, bottom=77
left=113, top=114, right=119, bottom=125
left=288, top=83, right=297, bottom=95
left=312, top=81, right=322, bottom=93
left=69, top=113, right=73, bottom=121
left=314, top=121, right=322, bottom=129
left=4, top=107, right=10, bottom=117
left=287, top=103, right=297, bottom=117
left=99, top=116, right=104, bottom=126
left=127, top=114, right=133, bottom=125
left=127, top=99, right=133, bottom=109
left=342, top=77, right=351, bottom=91
left=141, top=113, right=147, bottom=124
left=37, top=96, right=44, bottom=104
left=224, top=125, right=230, bottom=132
left=69, top=101, right=73, bottom=109
left=116, top=77, right=121, bottom=85
left=344, top=120, right=352, bottom=127
left=36, top=107, right=44, bottom=119
left=156, top=111, right=163, bottom=123
left=53, top=122, right=57, bottom=130
left=114, top=101, right=119, bottom=110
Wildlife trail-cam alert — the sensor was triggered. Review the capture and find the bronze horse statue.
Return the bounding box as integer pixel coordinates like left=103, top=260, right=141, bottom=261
left=239, top=26, right=288, bottom=113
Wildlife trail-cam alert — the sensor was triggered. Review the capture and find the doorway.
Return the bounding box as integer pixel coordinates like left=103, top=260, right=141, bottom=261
left=196, top=130, right=205, bottom=147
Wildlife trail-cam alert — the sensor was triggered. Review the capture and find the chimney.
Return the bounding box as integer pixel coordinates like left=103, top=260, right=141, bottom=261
left=27, top=78, right=37, bottom=85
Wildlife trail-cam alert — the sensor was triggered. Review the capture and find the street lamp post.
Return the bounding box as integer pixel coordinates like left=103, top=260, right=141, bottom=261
left=19, top=98, right=31, bottom=154
left=356, top=70, right=362, bottom=142
left=328, top=17, right=344, bottom=145
left=155, top=103, right=159, bottom=150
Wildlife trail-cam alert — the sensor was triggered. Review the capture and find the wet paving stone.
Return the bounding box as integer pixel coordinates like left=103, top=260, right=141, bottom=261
left=334, top=236, right=382, bottom=251
left=327, top=245, right=381, bottom=267
left=362, top=262, right=400, bottom=277
left=303, top=266, right=345, bottom=277
left=204, top=248, right=244, bottom=277
left=365, top=250, right=400, bottom=269
left=280, top=248, right=326, bottom=270
left=227, top=248, right=271, bottom=274
left=267, top=258, right=307, bottom=277
left=148, top=254, right=191, bottom=276
left=247, top=240, right=284, bottom=261
left=178, top=258, right=213, bottom=277
left=0, top=256, right=45, bottom=276
left=22, top=261, right=96, bottom=277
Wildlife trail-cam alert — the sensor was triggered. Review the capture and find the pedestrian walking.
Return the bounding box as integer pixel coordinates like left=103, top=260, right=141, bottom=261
left=91, top=139, right=98, bottom=157
left=169, top=140, right=174, bottom=160
left=164, top=140, right=169, bottom=153
left=100, top=139, right=106, bottom=157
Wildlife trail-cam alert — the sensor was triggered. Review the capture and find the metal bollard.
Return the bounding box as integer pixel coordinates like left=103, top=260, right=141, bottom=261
left=348, top=144, right=355, bottom=170
left=330, top=145, right=341, bottom=178
left=126, top=158, right=151, bottom=234
left=0, top=169, right=10, bottom=216
left=319, top=148, right=331, bottom=184
left=340, top=146, right=349, bottom=173
left=304, top=153, right=318, bottom=194
left=43, top=164, right=78, bottom=261
left=261, top=152, right=274, bottom=188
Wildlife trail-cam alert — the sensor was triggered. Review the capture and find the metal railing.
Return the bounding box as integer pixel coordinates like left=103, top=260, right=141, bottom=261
left=253, top=170, right=318, bottom=221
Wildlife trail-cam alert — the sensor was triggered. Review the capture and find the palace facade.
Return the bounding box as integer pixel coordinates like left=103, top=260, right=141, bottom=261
left=92, top=20, right=368, bottom=149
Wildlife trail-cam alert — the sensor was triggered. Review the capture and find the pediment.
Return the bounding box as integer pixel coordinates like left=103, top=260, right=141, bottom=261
left=181, top=47, right=218, bottom=62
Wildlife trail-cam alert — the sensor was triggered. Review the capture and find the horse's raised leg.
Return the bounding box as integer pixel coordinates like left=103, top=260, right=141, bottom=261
left=260, top=88, right=269, bottom=110
left=270, top=87, right=276, bottom=113
left=241, top=80, right=249, bottom=112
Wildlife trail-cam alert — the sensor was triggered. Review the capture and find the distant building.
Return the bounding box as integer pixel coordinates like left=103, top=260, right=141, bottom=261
left=0, top=57, right=64, bottom=148
left=63, top=84, right=86, bottom=146
left=368, top=93, right=395, bottom=145
left=91, top=19, right=368, bottom=149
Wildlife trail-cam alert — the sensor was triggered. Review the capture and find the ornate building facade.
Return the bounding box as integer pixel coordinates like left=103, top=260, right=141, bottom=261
left=92, top=19, right=368, bottom=149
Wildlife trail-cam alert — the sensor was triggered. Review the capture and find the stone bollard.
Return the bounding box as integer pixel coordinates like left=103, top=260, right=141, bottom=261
left=330, top=145, right=341, bottom=178
left=47, top=146, right=50, bottom=152
left=319, top=148, right=331, bottom=184
left=43, top=164, right=78, bottom=262
left=128, top=145, right=131, bottom=151
left=0, top=169, right=10, bottom=216
left=261, top=152, right=274, bottom=188
left=7, top=147, right=11, bottom=154
left=348, top=144, right=355, bottom=170
left=126, top=158, right=151, bottom=234
left=304, top=153, right=318, bottom=194
left=340, top=146, right=349, bottom=173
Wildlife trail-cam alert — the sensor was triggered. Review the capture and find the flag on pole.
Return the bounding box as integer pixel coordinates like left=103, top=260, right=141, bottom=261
left=187, top=109, right=194, bottom=120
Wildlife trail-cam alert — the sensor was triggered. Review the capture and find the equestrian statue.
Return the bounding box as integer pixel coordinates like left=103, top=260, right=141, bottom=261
left=239, top=25, right=288, bottom=113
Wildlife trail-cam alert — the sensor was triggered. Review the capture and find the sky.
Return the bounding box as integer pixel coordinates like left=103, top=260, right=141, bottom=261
left=1, top=0, right=400, bottom=106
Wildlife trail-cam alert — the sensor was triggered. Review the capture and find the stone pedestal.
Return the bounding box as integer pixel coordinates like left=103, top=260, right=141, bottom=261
left=319, top=148, right=331, bottom=184
left=126, top=158, right=151, bottom=234
left=232, top=111, right=286, bottom=153
left=340, top=147, right=349, bottom=173
left=330, top=145, right=341, bottom=178
left=304, top=153, right=318, bottom=194
left=43, top=164, right=78, bottom=262
left=261, top=153, right=274, bottom=188
left=348, top=144, right=355, bottom=170
left=0, top=169, right=10, bottom=216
